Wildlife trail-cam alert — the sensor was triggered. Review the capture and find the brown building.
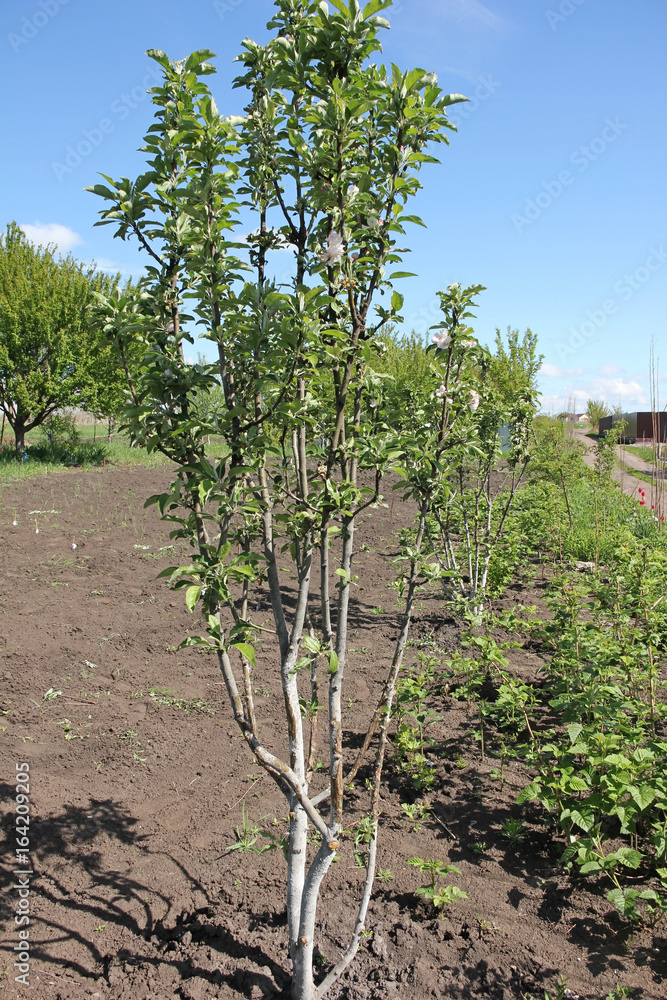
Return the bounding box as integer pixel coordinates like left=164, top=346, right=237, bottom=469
left=599, top=412, right=667, bottom=442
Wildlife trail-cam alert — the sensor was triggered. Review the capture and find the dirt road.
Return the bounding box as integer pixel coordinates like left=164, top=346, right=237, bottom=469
left=572, top=427, right=664, bottom=515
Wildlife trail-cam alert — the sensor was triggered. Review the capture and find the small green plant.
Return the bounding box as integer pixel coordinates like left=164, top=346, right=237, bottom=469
left=226, top=803, right=269, bottom=855
left=469, top=840, right=487, bottom=856
left=407, top=857, right=468, bottom=917
left=392, top=659, right=442, bottom=791
left=353, top=816, right=375, bottom=869
left=476, top=914, right=501, bottom=934
left=376, top=869, right=394, bottom=882
left=261, top=828, right=290, bottom=862
left=57, top=718, right=84, bottom=739
left=400, top=799, right=431, bottom=831
left=501, top=817, right=526, bottom=846
left=358, top=929, right=372, bottom=951
left=604, top=987, right=634, bottom=1000
left=522, top=975, right=569, bottom=1000
left=489, top=742, right=509, bottom=791
left=30, top=687, right=62, bottom=718
left=136, top=686, right=215, bottom=714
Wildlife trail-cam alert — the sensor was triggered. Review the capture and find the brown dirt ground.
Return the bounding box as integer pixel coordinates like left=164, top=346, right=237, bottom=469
left=0, top=464, right=665, bottom=1000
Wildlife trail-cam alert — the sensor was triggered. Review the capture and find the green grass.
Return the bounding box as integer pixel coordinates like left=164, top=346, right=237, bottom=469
left=624, top=467, right=655, bottom=487
left=623, top=444, right=656, bottom=463
left=0, top=428, right=232, bottom=481
left=0, top=436, right=169, bottom=481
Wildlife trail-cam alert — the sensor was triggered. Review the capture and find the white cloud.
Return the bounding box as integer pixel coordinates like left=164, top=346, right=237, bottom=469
left=600, top=363, right=624, bottom=376
left=540, top=377, right=648, bottom=415
left=19, top=222, right=83, bottom=253
left=541, top=363, right=584, bottom=377
left=587, top=378, right=647, bottom=406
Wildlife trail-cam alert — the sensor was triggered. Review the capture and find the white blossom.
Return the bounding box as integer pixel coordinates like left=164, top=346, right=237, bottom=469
left=322, top=232, right=345, bottom=263
left=435, top=385, right=452, bottom=403
left=432, top=331, right=452, bottom=350
left=469, top=390, right=480, bottom=411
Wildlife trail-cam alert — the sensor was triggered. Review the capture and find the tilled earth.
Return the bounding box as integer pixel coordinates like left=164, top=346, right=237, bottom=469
left=0, top=464, right=665, bottom=999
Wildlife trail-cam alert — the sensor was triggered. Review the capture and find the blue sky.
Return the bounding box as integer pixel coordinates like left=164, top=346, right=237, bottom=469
left=2, top=0, right=666, bottom=413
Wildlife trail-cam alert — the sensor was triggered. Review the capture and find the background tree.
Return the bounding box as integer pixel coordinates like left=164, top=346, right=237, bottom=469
left=413, top=297, right=541, bottom=612
left=586, top=397, right=610, bottom=431
left=367, top=326, right=432, bottom=427
left=85, top=281, right=148, bottom=436
left=488, top=326, right=541, bottom=407
left=0, top=222, right=114, bottom=451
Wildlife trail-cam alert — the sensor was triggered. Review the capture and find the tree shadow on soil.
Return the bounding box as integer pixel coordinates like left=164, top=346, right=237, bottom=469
left=569, top=914, right=666, bottom=981
left=1, top=795, right=290, bottom=995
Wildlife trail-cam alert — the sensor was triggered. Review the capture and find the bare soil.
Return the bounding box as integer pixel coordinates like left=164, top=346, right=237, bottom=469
left=0, top=465, right=665, bottom=999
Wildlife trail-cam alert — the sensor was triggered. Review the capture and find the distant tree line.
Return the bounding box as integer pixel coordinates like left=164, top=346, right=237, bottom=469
left=0, top=222, right=143, bottom=451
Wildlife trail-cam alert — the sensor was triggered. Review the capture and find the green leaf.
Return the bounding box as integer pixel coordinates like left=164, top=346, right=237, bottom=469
left=185, top=49, right=217, bottom=71
left=363, top=0, right=391, bottom=17
left=232, top=642, right=256, bottom=668
left=629, top=784, right=655, bottom=811
left=566, top=723, right=584, bottom=745
left=185, top=585, right=201, bottom=611
left=301, top=635, right=321, bottom=655
left=389, top=271, right=418, bottom=279
left=579, top=861, right=602, bottom=874
left=146, top=49, right=171, bottom=69
left=613, top=847, right=642, bottom=869
left=391, top=291, right=404, bottom=312
left=606, top=887, right=639, bottom=917
left=156, top=565, right=180, bottom=579
left=328, top=650, right=339, bottom=675
left=398, top=214, right=426, bottom=227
